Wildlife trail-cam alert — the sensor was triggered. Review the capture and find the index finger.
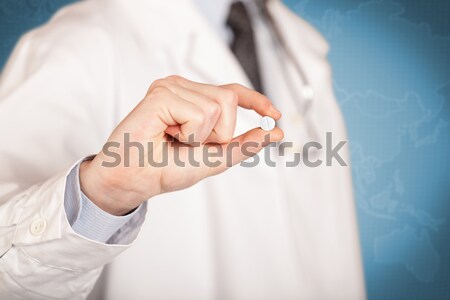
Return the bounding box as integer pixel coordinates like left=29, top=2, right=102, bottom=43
left=221, top=83, right=282, bottom=120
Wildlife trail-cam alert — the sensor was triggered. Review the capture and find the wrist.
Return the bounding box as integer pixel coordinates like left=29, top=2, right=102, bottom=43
left=79, top=159, right=139, bottom=216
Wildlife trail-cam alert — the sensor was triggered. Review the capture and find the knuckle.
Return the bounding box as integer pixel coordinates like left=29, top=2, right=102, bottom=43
left=223, top=89, right=238, bottom=106
left=217, top=88, right=238, bottom=106
left=227, top=83, right=241, bottom=90
left=155, top=77, right=177, bottom=86
left=165, top=75, right=182, bottom=84
left=149, top=79, right=164, bottom=90
left=193, top=111, right=206, bottom=125
left=152, top=85, right=169, bottom=94
left=207, top=102, right=221, bottom=116
left=216, top=134, right=233, bottom=144
left=150, top=78, right=177, bottom=94
left=147, top=85, right=169, bottom=100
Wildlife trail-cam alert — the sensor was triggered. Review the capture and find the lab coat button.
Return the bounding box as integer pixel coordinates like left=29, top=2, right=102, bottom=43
left=30, top=218, right=46, bottom=235
left=302, top=85, right=314, bottom=100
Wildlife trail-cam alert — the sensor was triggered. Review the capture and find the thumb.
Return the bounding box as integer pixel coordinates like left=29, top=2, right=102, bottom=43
left=209, top=127, right=284, bottom=176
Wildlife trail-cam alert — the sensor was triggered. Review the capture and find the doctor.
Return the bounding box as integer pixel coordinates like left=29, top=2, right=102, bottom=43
left=0, top=0, right=365, bottom=299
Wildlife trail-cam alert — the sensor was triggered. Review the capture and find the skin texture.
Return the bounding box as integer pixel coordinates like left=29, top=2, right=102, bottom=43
left=79, top=75, right=284, bottom=216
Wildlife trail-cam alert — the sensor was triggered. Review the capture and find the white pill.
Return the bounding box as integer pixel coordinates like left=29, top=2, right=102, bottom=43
left=260, top=116, right=276, bottom=131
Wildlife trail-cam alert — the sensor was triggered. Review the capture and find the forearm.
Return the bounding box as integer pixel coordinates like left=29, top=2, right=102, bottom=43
left=0, top=160, right=147, bottom=298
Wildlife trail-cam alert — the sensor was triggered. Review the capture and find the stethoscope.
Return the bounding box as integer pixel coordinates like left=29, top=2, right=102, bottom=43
left=256, top=0, right=322, bottom=154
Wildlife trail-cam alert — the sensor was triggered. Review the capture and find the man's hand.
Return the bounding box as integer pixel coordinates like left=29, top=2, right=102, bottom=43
left=79, top=76, right=283, bottom=215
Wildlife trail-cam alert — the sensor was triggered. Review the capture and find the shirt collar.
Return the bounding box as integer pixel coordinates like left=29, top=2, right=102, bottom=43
left=192, top=0, right=255, bottom=43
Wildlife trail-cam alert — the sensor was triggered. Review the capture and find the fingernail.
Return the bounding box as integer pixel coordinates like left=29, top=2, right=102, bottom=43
left=272, top=107, right=282, bottom=119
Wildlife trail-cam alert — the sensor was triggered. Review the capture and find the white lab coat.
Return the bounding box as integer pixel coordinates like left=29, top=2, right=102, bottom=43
left=0, top=0, right=365, bottom=299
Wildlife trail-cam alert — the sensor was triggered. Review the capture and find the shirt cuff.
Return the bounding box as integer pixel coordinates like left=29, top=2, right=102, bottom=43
left=64, top=157, right=142, bottom=244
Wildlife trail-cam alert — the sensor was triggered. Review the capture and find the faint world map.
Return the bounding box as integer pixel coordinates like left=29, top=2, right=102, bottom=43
left=285, top=0, right=450, bottom=299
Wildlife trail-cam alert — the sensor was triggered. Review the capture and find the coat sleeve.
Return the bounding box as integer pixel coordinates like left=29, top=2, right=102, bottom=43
left=0, top=10, right=147, bottom=299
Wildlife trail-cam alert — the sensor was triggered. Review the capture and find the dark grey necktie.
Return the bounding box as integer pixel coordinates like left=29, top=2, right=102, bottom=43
left=226, top=1, right=264, bottom=93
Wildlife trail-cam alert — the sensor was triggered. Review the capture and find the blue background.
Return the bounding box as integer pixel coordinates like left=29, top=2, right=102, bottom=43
left=1, top=0, right=449, bottom=299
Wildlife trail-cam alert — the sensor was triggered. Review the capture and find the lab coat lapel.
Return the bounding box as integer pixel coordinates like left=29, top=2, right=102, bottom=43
left=266, top=0, right=329, bottom=76
left=181, top=7, right=252, bottom=87
left=112, top=0, right=250, bottom=86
